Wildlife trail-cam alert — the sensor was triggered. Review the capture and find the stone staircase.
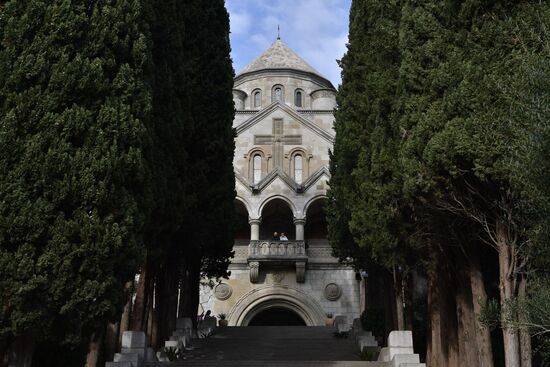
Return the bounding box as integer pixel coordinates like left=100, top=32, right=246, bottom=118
left=144, top=326, right=381, bottom=367
left=108, top=318, right=425, bottom=367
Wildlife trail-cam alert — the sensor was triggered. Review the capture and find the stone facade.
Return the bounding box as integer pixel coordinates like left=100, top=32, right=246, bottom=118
left=200, top=39, right=361, bottom=325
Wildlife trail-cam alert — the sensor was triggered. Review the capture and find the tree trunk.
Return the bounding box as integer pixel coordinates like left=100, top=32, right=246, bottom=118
left=103, top=322, right=118, bottom=364
left=496, top=221, right=521, bottom=367
left=455, top=256, right=479, bottom=367
left=469, top=246, right=494, bottom=367
left=7, top=332, right=34, bottom=367
left=427, top=271, right=443, bottom=367
left=180, top=256, right=201, bottom=329
left=1, top=336, right=9, bottom=367
left=393, top=266, right=405, bottom=330
left=155, top=260, right=179, bottom=346
left=85, top=332, right=103, bottom=367
left=440, top=264, right=460, bottom=367
left=146, top=285, right=155, bottom=346
left=118, top=280, right=133, bottom=349
left=518, top=275, right=532, bottom=367
left=131, top=262, right=150, bottom=331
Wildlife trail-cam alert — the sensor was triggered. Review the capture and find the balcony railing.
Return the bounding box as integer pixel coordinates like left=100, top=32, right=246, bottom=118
left=247, top=240, right=307, bottom=260
left=247, top=241, right=307, bottom=283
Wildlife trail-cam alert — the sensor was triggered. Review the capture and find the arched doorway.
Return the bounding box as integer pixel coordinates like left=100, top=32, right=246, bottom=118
left=260, top=198, right=295, bottom=240
left=248, top=307, right=306, bottom=326
left=228, top=286, right=326, bottom=326
left=305, top=198, right=328, bottom=239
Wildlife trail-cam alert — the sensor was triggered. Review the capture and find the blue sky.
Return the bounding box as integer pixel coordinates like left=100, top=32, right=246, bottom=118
left=226, top=0, right=352, bottom=87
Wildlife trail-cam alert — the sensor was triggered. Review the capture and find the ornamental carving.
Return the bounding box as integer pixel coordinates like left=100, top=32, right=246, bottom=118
left=248, top=241, right=307, bottom=259
left=214, top=283, right=232, bottom=300
left=249, top=261, right=260, bottom=283
left=324, top=283, right=342, bottom=301
left=296, top=261, right=306, bottom=283
left=267, top=272, right=285, bottom=284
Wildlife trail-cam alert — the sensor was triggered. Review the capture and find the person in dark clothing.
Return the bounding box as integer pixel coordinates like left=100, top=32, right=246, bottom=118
left=272, top=232, right=279, bottom=240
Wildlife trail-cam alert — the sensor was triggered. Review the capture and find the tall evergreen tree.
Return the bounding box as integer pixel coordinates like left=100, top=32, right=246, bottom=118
left=0, top=0, right=152, bottom=365
left=329, top=0, right=550, bottom=366
left=177, top=0, right=235, bottom=323
left=127, top=0, right=236, bottom=346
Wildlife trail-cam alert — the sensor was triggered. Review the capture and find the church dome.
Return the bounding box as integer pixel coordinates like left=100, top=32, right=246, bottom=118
left=236, top=39, right=334, bottom=89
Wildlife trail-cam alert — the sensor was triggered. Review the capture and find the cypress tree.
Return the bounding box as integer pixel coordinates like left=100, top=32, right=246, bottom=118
left=177, top=0, right=235, bottom=324
left=327, top=0, right=408, bottom=332
left=329, top=0, right=550, bottom=365
left=0, top=0, right=152, bottom=365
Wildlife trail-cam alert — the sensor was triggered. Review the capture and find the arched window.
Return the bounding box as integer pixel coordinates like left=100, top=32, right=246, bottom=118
left=253, top=90, right=261, bottom=108
left=294, top=90, right=303, bottom=107
left=294, top=155, right=303, bottom=184
left=253, top=154, right=262, bottom=184
left=274, top=88, right=282, bottom=102
left=272, top=85, right=284, bottom=103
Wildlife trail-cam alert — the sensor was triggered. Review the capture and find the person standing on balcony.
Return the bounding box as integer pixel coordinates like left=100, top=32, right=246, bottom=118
left=272, top=232, right=279, bottom=240
left=279, top=233, right=288, bottom=241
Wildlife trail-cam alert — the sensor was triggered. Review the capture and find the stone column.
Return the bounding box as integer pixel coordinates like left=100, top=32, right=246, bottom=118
left=249, top=218, right=261, bottom=241
left=294, top=218, right=306, bottom=240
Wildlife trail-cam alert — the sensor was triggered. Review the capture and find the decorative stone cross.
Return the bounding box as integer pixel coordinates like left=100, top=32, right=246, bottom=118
left=254, top=118, right=302, bottom=167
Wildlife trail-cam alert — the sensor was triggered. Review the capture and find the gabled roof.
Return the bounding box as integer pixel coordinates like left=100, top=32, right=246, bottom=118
left=237, top=39, right=323, bottom=79
left=235, top=102, right=335, bottom=143
left=235, top=166, right=331, bottom=194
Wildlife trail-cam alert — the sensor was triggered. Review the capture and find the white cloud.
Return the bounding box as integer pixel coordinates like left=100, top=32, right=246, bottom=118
left=229, top=10, right=252, bottom=36
left=227, top=0, right=351, bottom=86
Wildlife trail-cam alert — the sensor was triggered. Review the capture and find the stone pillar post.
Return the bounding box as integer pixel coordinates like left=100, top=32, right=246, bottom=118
left=294, top=218, right=306, bottom=241
left=249, top=218, right=261, bottom=241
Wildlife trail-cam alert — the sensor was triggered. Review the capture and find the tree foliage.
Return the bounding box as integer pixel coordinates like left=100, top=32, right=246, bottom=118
left=0, top=0, right=151, bottom=349
left=328, top=0, right=550, bottom=364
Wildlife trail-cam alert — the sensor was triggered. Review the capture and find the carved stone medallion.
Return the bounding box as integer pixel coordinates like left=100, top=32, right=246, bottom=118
left=268, top=272, right=285, bottom=284
left=214, top=283, right=233, bottom=300
left=324, top=283, right=342, bottom=301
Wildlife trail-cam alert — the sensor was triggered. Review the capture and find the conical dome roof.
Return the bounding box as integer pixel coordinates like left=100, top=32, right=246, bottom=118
left=237, top=39, right=324, bottom=78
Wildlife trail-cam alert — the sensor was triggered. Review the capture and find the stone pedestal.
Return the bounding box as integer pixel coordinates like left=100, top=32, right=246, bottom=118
left=377, top=330, right=425, bottom=367
left=106, top=331, right=151, bottom=367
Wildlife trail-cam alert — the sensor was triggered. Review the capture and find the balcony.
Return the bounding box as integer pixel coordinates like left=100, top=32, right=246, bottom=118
left=247, top=240, right=307, bottom=283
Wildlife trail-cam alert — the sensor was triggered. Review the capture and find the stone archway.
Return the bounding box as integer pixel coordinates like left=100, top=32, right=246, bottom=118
left=248, top=306, right=307, bottom=326
left=260, top=197, right=295, bottom=240
left=228, top=286, right=326, bottom=326
left=304, top=197, right=328, bottom=239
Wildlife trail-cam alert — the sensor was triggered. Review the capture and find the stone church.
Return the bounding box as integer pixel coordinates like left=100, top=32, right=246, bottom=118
left=201, top=38, right=361, bottom=326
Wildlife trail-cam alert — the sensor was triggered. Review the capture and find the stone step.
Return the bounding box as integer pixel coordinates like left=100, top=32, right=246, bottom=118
left=145, top=361, right=387, bottom=367
left=173, top=338, right=361, bottom=360
left=211, top=326, right=338, bottom=339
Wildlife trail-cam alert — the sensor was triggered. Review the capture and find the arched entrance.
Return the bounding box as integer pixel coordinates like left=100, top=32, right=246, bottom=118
left=260, top=198, right=295, bottom=240
left=248, top=307, right=306, bottom=326
left=228, top=286, right=326, bottom=326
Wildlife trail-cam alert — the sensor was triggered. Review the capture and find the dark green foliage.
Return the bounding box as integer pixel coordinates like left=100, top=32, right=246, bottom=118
left=360, top=308, right=385, bottom=338
left=328, top=0, right=406, bottom=270
left=180, top=0, right=235, bottom=279
left=0, top=0, right=151, bottom=349
left=329, top=0, right=550, bottom=362
left=0, top=0, right=236, bottom=362
left=147, top=0, right=235, bottom=276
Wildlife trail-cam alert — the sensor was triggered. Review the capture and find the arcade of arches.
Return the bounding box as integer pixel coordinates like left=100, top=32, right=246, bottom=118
left=234, top=198, right=327, bottom=242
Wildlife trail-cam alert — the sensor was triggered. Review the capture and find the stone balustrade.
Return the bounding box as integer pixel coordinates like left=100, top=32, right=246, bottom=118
left=247, top=241, right=307, bottom=283
left=248, top=240, right=307, bottom=259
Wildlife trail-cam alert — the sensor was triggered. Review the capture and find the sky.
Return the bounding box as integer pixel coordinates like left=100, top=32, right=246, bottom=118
left=226, top=0, right=352, bottom=87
